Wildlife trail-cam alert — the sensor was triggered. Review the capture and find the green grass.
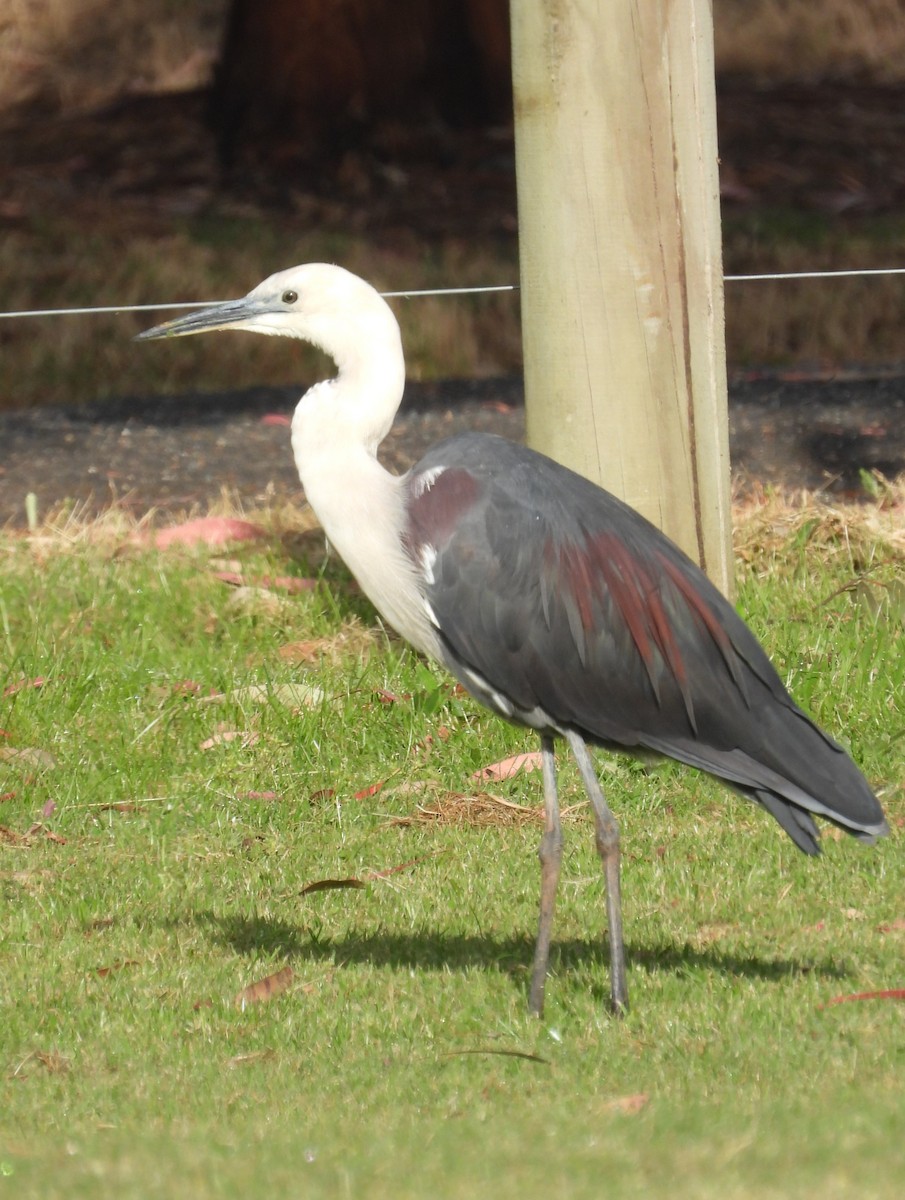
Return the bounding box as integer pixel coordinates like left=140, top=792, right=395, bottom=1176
left=1, top=510, right=903, bottom=1198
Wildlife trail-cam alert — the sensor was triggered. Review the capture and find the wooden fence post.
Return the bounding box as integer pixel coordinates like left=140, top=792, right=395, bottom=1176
left=510, top=0, right=733, bottom=594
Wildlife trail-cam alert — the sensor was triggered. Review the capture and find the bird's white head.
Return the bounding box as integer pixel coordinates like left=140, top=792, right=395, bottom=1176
left=138, top=262, right=409, bottom=465
left=137, top=262, right=403, bottom=382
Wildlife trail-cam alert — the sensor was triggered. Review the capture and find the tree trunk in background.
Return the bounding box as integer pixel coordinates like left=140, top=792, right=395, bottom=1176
left=511, top=0, right=733, bottom=594
left=212, top=0, right=510, bottom=163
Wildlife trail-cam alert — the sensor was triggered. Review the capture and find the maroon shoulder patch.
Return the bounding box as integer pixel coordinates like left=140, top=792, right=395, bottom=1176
left=405, top=467, right=481, bottom=555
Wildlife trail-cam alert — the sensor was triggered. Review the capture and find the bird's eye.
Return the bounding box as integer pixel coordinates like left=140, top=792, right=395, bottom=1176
left=281, top=289, right=298, bottom=304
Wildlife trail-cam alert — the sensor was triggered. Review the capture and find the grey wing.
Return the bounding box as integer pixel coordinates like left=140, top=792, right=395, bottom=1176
left=404, top=434, right=887, bottom=850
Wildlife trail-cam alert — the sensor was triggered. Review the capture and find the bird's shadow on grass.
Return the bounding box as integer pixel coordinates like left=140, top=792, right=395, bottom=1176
left=195, top=910, right=848, bottom=1000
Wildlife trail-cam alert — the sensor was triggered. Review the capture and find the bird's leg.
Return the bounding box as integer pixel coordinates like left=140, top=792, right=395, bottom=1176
left=565, top=730, right=628, bottom=1017
left=528, top=734, right=563, bottom=1017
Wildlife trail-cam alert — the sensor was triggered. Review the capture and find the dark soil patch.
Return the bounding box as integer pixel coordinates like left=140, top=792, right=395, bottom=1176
left=1, top=373, right=902, bottom=528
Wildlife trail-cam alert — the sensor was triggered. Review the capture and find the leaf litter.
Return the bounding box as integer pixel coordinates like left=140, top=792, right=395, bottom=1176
left=0, top=823, right=66, bottom=846
left=440, top=1047, right=551, bottom=1066
left=471, top=751, right=544, bottom=781
left=0, top=746, right=58, bottom=770
left=235, top=965, right=295, bottom=1010
left=153, top=517, right=268, bottom=550
left=823, top=989, right=905, bottom=1006
left=382, top=781, right=580, bottom=829
left=299, top=852, right=443, bottom=896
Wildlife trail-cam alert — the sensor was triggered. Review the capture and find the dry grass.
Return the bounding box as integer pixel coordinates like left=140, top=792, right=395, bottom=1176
left=723, top=215, right=905, bottom=368
left=12, top=473, right=904, bottom=580
left=731, top=473, right=905, bottom=634
left=715, top=0, right=905, bottom=82
left=0, top=217, right=522, bottom=409
left=385, top=785, right=550, bottom=828
left=3, top=205, right=904, bottom=412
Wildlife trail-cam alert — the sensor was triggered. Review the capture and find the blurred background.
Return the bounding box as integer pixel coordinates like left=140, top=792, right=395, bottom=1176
left=2, top=0, right=905, bottom=411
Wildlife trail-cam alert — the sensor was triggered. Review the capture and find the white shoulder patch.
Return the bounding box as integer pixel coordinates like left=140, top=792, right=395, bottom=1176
left=411, top=464, right=446, bottom=498
left=422, top=594, right=441, bottom=627
left=419, top=543, right=438, bottom=585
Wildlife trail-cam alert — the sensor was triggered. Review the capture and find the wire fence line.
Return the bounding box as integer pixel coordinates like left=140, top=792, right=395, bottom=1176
left=2, top=267, right=905, bottom=322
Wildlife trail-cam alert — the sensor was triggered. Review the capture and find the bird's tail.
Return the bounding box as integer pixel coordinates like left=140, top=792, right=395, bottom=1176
left=645, top=702, right=889, bottom=855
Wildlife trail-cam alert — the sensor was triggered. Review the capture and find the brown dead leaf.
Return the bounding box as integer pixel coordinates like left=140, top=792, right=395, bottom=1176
left=0, top=823, right=66, bottom=846
left=300, top=877, right=367, bottom=896
left=2, top=675, right=48, bottom=698
left=0, top=745, right=57, bottom=770
left=235, top=965, right=294, bottom=1010
left=471, top=751, right=544, bottom=781
left=94, top=959, right=139, bottom=978
left=154, top=517, right=268, bottom=549
left=299, top=855, right=438, bottom=893
left=441, top=1047, right=551, bottom=1065
left=277, top=622, right=376, bottom=665
left=354, top=780, right=385, bottom=800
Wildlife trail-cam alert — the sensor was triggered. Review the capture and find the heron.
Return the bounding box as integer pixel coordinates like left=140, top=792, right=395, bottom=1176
left=138, top=263, right=888, bottom=1017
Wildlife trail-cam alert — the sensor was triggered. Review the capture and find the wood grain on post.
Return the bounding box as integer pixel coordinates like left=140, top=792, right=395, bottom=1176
left=510, top=0, right=733, bottom=594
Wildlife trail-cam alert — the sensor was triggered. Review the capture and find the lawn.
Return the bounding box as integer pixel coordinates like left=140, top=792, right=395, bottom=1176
left=1, top=494, right=903, bottom=1198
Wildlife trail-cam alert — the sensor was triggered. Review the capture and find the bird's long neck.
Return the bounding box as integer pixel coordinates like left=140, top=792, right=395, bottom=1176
left=290, top=320, right=405, bottom=484
left=292, top=308, right=405, bottom=458
left=289, top=327, right=440, bottom=658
